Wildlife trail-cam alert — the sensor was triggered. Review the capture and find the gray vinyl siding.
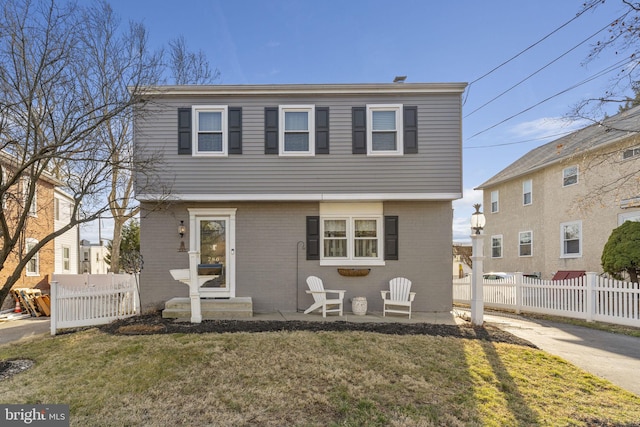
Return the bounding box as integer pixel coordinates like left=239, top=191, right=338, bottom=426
left=139, top=200, right=453, bottom=313
left=135, top=93, right=462, bottom=197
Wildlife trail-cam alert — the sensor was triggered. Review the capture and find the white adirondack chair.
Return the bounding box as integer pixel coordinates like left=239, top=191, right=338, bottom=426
left=381, top=277, right=416, bottom=318
left=304, top=276, right=346, bottom=317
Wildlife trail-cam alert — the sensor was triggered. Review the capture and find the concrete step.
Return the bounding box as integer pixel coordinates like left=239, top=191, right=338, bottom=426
left=162, top=297, right=253, bottom=320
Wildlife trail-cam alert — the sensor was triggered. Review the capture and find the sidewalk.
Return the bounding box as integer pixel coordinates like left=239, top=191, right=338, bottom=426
left=0, top=314, right=50, bottom=345
left=456, top=308, right=640, bottom=397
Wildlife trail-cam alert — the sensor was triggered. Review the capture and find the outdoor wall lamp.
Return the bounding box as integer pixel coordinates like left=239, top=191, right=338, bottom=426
left=470, top=203, right=486, bottom=235
left=178, top=220, right=187, bottom=252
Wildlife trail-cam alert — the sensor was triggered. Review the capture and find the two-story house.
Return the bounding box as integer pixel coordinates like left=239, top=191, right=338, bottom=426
left=476, top=105, right=640, bottom=279
left=133, top=82, right=467, bottom=316
left=54, top=188, right=79, bottom=275
left=1, top=152, right=80, bottom=310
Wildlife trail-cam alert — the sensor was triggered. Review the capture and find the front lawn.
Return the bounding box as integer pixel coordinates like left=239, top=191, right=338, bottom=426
left=1, top=328, right=639, bottom=426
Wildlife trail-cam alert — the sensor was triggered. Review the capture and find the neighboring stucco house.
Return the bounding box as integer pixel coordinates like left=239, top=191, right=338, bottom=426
left=476, top=105, right=640, bottom=279
left=133, top=82, right=467, bottom=316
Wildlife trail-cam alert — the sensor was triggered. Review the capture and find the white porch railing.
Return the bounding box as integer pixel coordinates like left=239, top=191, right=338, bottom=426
left=453, top=272, right=640, bottom=328
left=50, top=273, right=140, bottom=335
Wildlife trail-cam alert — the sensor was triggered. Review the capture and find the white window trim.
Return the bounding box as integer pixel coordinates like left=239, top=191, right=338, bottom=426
left=491, top=190, right=499, bottom=213
left=522, top=179, right=532, bottom=206
left=319, top=202, right=384, bottom=266
left=518, top=230, right=533, bottom=257
left=491, top=235, right=503, bottom=259
left=62, top=245, right=71, bottom=272
left=622, top=146, right=640, bottom=161
left=278, top=105, right=315, bottom=157
left=618, top=210, right=640, bottom=225
left=366, top=104, right=403, bottom=156
left=562, top=165, right=579, bottom=187
left=25, top=238, right=39, bottom=276
left=560, top=220, right=582, bottom=258
left=22, top=176, right=37, bottom=217
left=192, top=105, right=228, bottom=157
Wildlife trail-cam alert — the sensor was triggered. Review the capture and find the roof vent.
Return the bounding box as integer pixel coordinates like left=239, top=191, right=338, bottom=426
left=393, top=76, right=407, bottom=83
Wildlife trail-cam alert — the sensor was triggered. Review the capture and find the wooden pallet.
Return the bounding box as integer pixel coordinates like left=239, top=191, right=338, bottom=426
left=11, top=288, right=44, bottom=317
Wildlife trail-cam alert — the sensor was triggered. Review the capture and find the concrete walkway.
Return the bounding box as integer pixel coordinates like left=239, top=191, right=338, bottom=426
left=455, top=308, right=640, bottom=397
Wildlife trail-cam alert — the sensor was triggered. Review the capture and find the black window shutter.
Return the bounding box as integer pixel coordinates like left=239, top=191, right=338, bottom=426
left=384, top=216, right=399, bottom=260
left=352, top=107, right=367, bottom=154
left=315, top=107, right=330, bottom=154
left=228, top=107, right=242, bottom=154
left=264, top=107, right=279, bottom=154
left=404, top=106, right=418, bottom=154
left=306, top=216, right=320, bottom=260
left=178, top=108, right=192, bottom=155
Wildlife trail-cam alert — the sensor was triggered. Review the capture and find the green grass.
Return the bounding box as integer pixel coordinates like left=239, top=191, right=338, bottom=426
left=1, top=329, right=639, bottom=426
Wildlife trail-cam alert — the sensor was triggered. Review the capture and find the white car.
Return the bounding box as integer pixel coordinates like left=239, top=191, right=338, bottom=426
left=483, top=272, right=513, bottom=280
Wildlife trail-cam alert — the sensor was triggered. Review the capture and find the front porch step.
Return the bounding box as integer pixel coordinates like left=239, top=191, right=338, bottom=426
left=162, top=297, right=253, bottom=320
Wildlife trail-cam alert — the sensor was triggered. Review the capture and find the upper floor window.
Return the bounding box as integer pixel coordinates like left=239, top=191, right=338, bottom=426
left=519, top=231, right=533, bottom=257
left=622, top=146, right=640, bottom=160
left=367, top=104, right=403, bottom=156
left=563, top=166, right=578, bottom=187
left=491, top=190, right=500, bottom=213
left=22, top=177, right=36, bottom=216
left=193, top=105, right=228, bottom=156
left=523, top=179, right=532, bottom=206
left=279, top=105, right=315, bottom=156
left=560, top=221, right=582, bottom=258
left=491, top=190, right=499, bottom=213
left=25, top=238, right=39, bottom=276
left=491, top=235, right=503, bottom=258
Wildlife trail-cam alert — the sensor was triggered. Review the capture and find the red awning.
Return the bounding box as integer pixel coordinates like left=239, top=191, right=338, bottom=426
left=552, top=270, right=585, bottom=280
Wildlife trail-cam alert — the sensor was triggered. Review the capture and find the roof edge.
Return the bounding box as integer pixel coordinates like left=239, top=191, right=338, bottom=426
left=130, top=82, right=468, bottom=96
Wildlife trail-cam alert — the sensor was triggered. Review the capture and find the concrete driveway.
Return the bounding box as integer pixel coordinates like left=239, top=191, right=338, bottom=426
left=460, top=309, right=640, bottom=397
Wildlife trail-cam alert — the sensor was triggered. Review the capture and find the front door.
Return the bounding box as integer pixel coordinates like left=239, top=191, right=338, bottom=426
left=190, top=209, right=236, bottom=298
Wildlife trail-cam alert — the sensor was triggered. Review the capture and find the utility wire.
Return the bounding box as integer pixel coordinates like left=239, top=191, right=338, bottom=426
left=464, top=14, right=627, bottom=118
left=462, top=2, right=600, bottom=105
left=466, top=57, right=630, bottom=140
left=464, top=130, right=576, bottom=149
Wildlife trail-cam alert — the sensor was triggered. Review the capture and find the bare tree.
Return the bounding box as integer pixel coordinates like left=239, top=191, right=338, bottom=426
left=0, top=0, right=162, bottom=306
left=168, top=35, right=220, bottom=85
left=562, top=1, right=640, bottom=211
left=78, top=0, right=165, bottom=273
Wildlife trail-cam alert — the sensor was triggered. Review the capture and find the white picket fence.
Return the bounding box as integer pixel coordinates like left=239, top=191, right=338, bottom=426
left=453, top=272, right=640, bottom=327
left=50, top=273, right=140, bottom=335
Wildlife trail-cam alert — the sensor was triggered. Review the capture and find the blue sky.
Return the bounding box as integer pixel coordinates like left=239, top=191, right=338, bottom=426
left=84, top=0, right=628, bottom=243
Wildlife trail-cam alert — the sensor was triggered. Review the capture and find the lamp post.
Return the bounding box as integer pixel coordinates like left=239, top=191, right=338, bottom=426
left=470, top=203, right=486, bottom=326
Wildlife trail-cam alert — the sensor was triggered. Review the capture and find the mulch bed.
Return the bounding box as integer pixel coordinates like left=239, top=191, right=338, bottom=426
left=98, top=311, right=538, bottom=348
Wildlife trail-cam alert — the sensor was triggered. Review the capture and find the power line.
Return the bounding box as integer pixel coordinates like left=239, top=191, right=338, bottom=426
left=462, top=2, right=599, bottom=105
left=464, top=130, right=575, bottom=149
left=466, top=57, right=630, bottom=140
left=464, top=14, right=627, bottom=118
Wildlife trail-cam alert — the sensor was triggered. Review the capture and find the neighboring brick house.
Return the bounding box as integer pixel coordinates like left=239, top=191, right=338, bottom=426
left=1, top=153, right=79, bottom=309
left=476, top=106, right=640, bottom=279
left=133, top=82, right=467, bottom=315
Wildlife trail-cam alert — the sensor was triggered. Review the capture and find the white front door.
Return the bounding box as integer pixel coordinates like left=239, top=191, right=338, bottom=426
left=190, top=209, right=236, bottom=298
